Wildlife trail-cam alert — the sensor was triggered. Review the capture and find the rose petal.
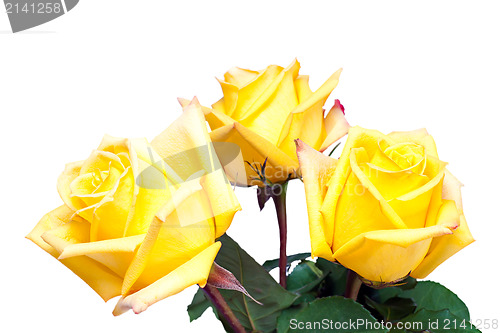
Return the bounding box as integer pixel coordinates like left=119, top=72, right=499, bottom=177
left=113, top=242, right=221, bottom=316
left=27, top=207, right=122, bottom=301
left=411, top=212, right=474, bottom=278
left=296, top=139, right=337, bottom=260
left=210, top=122, right=299, bottom=185
left=333, top=225, right=452, bottom=282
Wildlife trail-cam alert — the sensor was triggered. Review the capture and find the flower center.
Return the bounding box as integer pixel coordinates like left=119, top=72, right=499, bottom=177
left=383, top=142, right=425, bottom=170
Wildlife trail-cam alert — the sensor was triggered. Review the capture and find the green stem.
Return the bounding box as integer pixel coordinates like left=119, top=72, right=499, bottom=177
left=270, top=183, right=288, bottom=289
left=345, top=270, right=362, bottom=301
left=202, top=284, right=246, bottom=333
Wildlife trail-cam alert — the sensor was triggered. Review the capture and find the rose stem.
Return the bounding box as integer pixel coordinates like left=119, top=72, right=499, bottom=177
left=271, top=183, right=288, bottom=289
left=202, top=284, right=246, bottom=333
left=345, top=270, right=362, bottom=301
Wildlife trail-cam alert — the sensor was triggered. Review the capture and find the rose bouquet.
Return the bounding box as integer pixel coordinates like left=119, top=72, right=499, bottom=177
left=27, top=60, right=478, bottom=333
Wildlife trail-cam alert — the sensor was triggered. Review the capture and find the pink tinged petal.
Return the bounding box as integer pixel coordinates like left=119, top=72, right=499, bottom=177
left=295, top=140, right=337, bottom=261
left=178, top=97, right=235, bottom=130
left=442, top=169, right=464, bottom=211
left=411, top=172, right=473, bottom=278
left=411, top=204, right=474, bottom=278
left=320, top=99, right=350, bottom=152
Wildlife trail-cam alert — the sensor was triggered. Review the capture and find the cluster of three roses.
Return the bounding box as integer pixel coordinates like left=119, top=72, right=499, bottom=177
left=27, top=60, right=474, bottom=315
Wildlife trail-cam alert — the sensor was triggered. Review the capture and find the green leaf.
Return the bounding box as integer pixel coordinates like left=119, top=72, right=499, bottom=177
left=277, top=306, right=307, bottom=333
left=292, top=292, right=317, bottom=306
left=401, top=281, right=469, bottom=321
left=365, top=296, right=417, bottom=322
left=287, top=261, right=326, bottom=294
left=278, top=296, right=389, bottom=333
left=315, top=258, right=349, bottom=297
left=394, top=309, right=481, bottom=333
left=214, top=234, right=298, bottom=333
left=377, top=281, right=470, bottom=321
left=375, top=277, right=417, bottom=303
left=263, top=252, right=311, bottom=272
left=187, top=288, right=211, bottom=322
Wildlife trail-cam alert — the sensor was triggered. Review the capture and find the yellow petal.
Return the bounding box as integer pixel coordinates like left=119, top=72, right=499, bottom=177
left=238, top=60, right=300, bottom=145
left=90, top=166, right=135, bottom=241
left=229, top=64, right=284, bottom=120
left=365, top=159, right=429, bottom=201
left=411, top=181, right=474, bottom=278
left=79, top=150, right=125, bottom=176
left=280, top=69, right=343, bottom=154
left=322, top=126, right=386, bottom=218
left=411, top=216, right=474, bottom=278
left=333, top=225, right=452, bottom=282
left=290, top=68, right=342, bottom=116
left=58, top=234, right=144, bottom=277
left=97, top=134, right=130, bottom=155
left=201, top=168, right=241, bottom=238
left=278, top=69, right=343, bottom=154
left=296, top=140, right=337, bottom=260
left=57, top=161, right=86, bottom=212
left=294, top=75, right=313, bottom=103
left=212, top=98, right=227, bottom=114
left=279, top=100, right=325, bottom=158
left=59, top=234, right=144, bottom=259
left=388, top=128, right=439, bottom=159
left=26, top=205, right=78, bottom=257
left=321, top=127, right=412, bottom=244
left=41, top=220, right=90, bottom=252
left=151, top=99, right=219, bottom=182
left=122, top=140, right=175, bottom=237
left=224, top=67, right=260, bottom=87
left=331, top=148, right=406, bottom=252
left=210, top=122, right=299, bottom=185
left=179, top=97, right=235, bottom=130
left=216, top=79, right=239, bottom=117
left=121, top=180, right=209, bottom=294
left=27, top=207, right=122, bottom=301
left=113, top=241, right=221, bottom=316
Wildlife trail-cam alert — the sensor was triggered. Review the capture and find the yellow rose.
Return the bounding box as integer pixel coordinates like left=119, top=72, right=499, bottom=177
left=184, top=59, right=350, bottom=185
left=26, top=101, right=240, bottom=315
left=296, top=126, right=474, bottom=283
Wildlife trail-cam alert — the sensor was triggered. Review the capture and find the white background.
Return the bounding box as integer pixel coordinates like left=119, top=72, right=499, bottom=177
left=1, top=1, right=499, bottom=332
